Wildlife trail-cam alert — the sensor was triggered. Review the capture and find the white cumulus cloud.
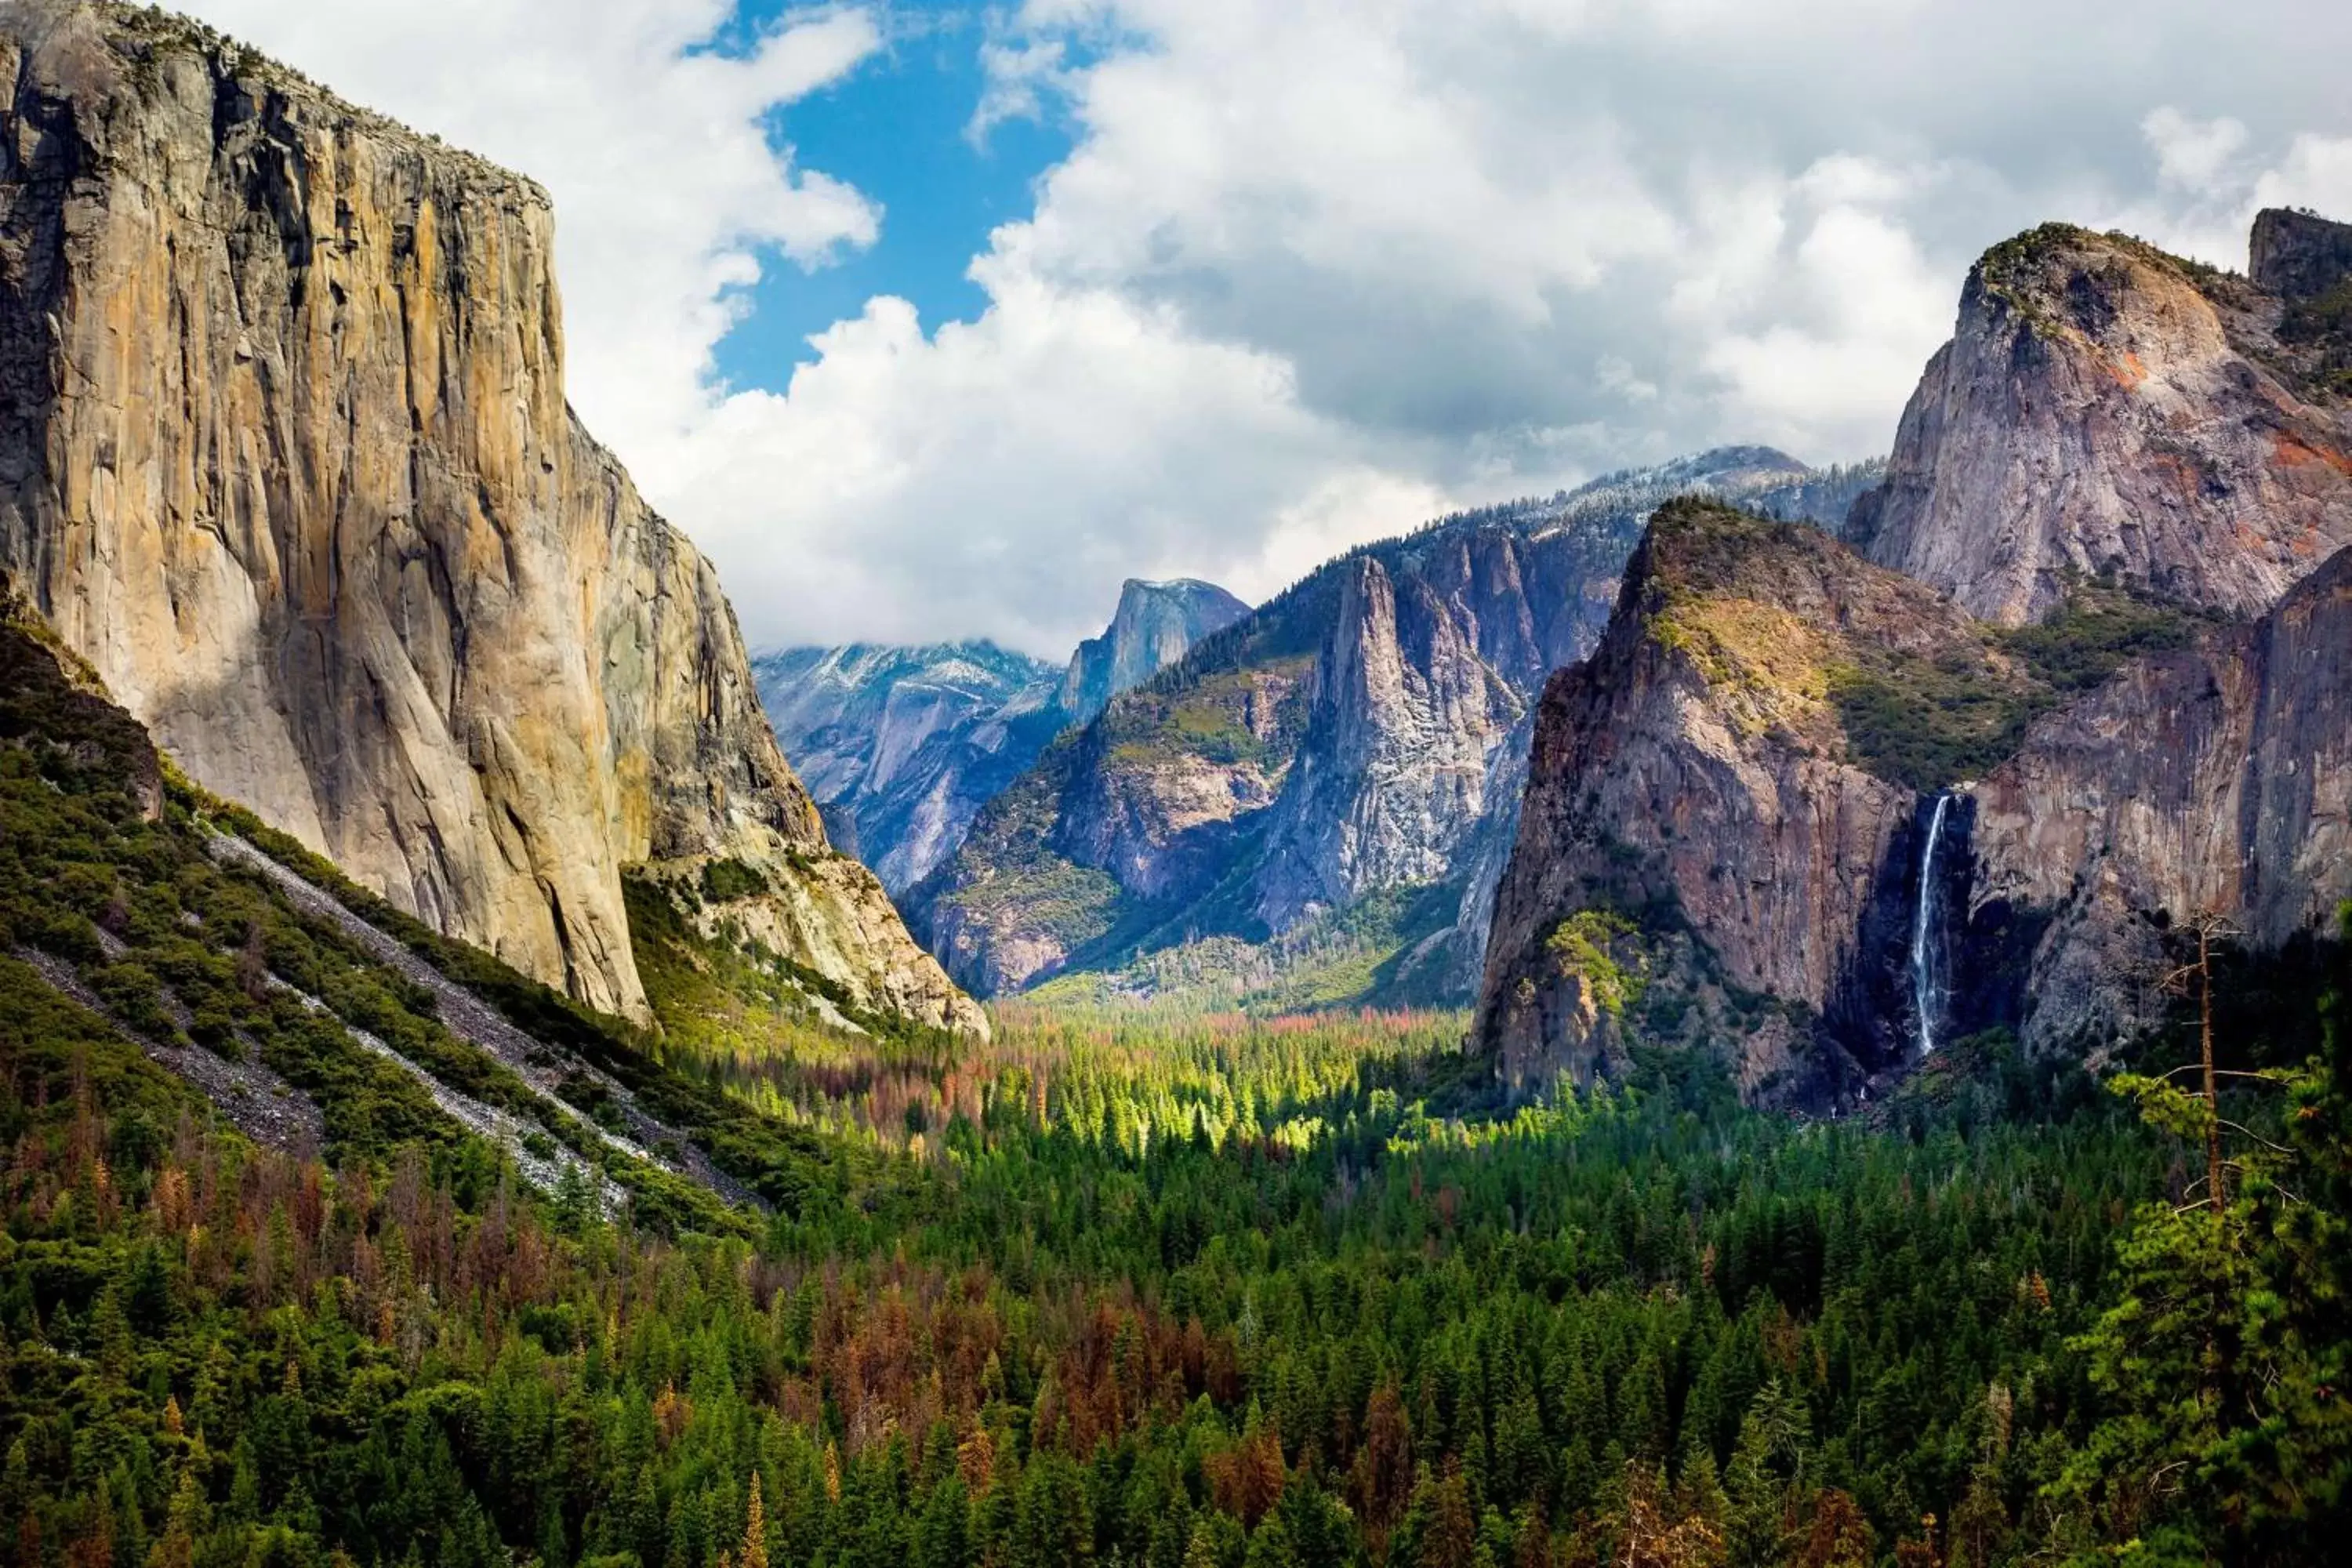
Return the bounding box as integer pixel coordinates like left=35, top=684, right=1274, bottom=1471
left=180, top=0, right=2352, bottom=655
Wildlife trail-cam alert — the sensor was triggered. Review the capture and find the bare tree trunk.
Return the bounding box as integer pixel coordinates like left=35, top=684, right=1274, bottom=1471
left=2199, top=924, right=2225, bottom=1216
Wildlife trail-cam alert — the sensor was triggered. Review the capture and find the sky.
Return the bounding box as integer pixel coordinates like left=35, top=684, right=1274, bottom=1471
left=183, top=0, right=2352, bottom=658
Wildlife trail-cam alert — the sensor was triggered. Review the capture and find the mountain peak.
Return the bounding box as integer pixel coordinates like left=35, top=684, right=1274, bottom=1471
left=1849, top=209, right=2352, bottom=626
left=753, top=640, right=1063, bottom=892
left=2250, top=205, right=2352, bottom=302
left=1639, top=445, right=1811, bottom=485
left=1060, top=578, right=1251, bottom=722
left=1120, top=575, right=1230, bottom=597
left=752, top=580, right=1249, bottom=895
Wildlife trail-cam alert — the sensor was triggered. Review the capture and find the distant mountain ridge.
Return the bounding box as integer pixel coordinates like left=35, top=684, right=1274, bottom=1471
left=753, top=641, right=1065, bottom=894
left=755, top=579, right=1250, bottom=895
left=906, top=448, right=1886, bottom=1009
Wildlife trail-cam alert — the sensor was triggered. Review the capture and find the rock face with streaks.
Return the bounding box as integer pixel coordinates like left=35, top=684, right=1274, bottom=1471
left=1847, top=221, right=2352, bottom=625
left=1960, top=543, right=2352, bottom=1054
left=910, top=451, right=1884, bottom=1006
left=1472, top=500, right=2034, bottom=1100
left=1838, top=211, right=2352, bottom=1060
left=0, top=2, right=980, bottom=1035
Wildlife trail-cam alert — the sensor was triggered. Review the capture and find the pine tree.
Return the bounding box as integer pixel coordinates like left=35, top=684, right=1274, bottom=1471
left=739, top=1472, right=768, bottom=1568
left=1184, top=1513, right=1245, bottom=1568
left=2066, top=905, right=2352, bottom=1561
left=914, top=1476, right=971, bottom=1568
left=1791, top=1490, right=1871, bottom=1568
left=1240, top=1516, right=1296, bottom=1568
left=1723, top=1384, right=1807, bottom=1568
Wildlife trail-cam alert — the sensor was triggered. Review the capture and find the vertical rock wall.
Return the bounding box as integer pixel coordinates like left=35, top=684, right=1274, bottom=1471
left=1966, top=546, right=2352, bottom=1051
left=0, top=2, right=980, bottom=1034
left=1850, top=224, right=2352, bottom=625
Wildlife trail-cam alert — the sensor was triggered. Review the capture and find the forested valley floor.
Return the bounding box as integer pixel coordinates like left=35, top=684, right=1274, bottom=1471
left=3, top=619, right=2348, bottom=1567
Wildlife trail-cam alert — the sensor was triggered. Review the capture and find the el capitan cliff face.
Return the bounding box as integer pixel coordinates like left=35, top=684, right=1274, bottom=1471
left=0, top=2, right=980, bottom=1035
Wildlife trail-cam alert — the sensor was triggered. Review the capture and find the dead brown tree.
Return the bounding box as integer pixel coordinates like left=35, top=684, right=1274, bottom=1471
left=2158, top=910, right=2241, bottom=1216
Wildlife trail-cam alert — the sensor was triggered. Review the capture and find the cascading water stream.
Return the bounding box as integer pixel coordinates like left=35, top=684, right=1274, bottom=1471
left=1910, top=792, right=1952, bottom=1054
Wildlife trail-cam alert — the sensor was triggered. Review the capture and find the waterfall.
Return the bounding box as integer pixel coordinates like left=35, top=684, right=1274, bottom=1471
left=1910, top=792, right=1952, bottom=1055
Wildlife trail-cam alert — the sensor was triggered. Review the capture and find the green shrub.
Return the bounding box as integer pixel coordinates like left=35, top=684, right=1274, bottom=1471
left=699, top=858, right=772, bottom=902
left=1999, top=580, right=2211, bottom=692
left=1827, top=652, right=2043, bottom=791
left=1831, top=577, right=2213, bottom=791
left=89, top=962, right=178, bottom=1042
left=1545, top=910, right=1646, bottom=1018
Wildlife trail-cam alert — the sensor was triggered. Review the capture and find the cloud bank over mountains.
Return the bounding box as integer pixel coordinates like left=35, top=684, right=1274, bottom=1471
left=189, top=0, right=2352, bottom=655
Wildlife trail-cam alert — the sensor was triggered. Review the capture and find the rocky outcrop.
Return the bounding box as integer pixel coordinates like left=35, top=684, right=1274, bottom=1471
left=2251, top=208, right=2352, bottom=303
left=913, top=450, right=1886, bottom=1004
left=1472, top=500, right=2032, bottom=1100
left=0, top=2, right=980, bottom=1035
left=753, top=641, right=1064, bottom=893
left=1058, top=578, right=1250, bottom=723
left=1244, top=546, right=1532, bottom=930
left=1962, top=542, right=2352, bottom=1052
left=1475, top=213, right=2352, bottom=1098
left=1849, top=219, right=2352, bottom=626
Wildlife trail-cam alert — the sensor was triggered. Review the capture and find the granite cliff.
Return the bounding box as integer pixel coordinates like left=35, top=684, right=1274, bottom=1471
left=2250, top=205, right=2352, bottom=310
left=1961, top=543, right=2352, bottom=1053
left=0, top=2, right=981, bottom=1035
left=910, top=450, right=1882, bottom=1007
left=1472, top=500, right=2041, bottom=1099
left=1479, top=212, right=2352, bottom=1100
left=1848, top=220, right=2352, bottom=625
left=1058, top=578, right=1250, bottom=724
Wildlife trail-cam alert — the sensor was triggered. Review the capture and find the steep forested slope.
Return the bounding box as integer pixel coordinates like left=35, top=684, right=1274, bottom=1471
left=0, top=608, right=908, bottom=1228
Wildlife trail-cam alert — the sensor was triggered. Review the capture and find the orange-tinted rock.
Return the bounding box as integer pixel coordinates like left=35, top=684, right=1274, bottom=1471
left=1850, top=222, right=2352, bottom=625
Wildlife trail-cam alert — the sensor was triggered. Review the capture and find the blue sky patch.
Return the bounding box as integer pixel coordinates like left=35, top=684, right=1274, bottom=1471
left=707, top=2, right=1078, bottom=394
